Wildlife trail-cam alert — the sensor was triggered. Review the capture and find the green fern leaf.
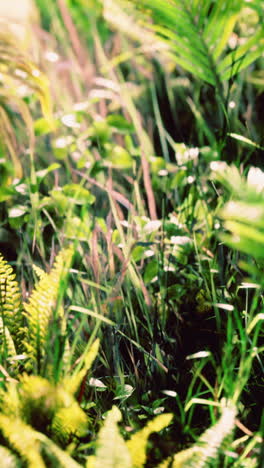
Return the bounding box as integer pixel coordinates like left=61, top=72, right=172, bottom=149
left=0, top=252, right=24, bottom=353
left=1, top=373, right=89, bottom=450
left=32, top=263, right=47, bottom=281
left=22, top=246, right=74, bottom=371
left=51, top=400, right=89, bottom=445
left=171, top=400, right=236, bottom=468
left=0, top=413, right=83, bottom=468
left=0, top=380, right=21, bottom=419
left=0, top=414, right=46, bottom=468
left=93, top=405, right=132, bottom=468
left=18, top=374, right=59, bottom=428
left=39, top=433, right=82, bottom=468
left=0, top=316, right=17, bottom=362
left=126, top=413, right=173, bottom=467
left=19, top=374, right=89, bottom=445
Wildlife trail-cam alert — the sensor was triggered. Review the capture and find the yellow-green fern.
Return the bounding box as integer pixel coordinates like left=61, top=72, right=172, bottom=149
left=0, top=414, right=83, bottom=468
left=0, top=253, right=24, bottom=354
left=22, top=246, right=74, bottom=372
left=91, top=405, right=132, bottom=468
left=0, top=316, right=17, bottom=363
left=169, top=400, right=236, bottom=468
left=0, top=445, right=18, bottom=468
left=0, top=373, right=90, bottom=448
left=0, top=414, right=46, bottom=468
left=126, top=413, right=173, bottom=467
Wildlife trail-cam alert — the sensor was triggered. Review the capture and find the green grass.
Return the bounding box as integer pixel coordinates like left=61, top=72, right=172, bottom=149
left=0, top=0, right=263, bottom=466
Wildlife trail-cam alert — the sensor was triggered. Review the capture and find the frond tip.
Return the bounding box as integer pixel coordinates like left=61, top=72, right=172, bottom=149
left=171, top=399, right=237, bottom=467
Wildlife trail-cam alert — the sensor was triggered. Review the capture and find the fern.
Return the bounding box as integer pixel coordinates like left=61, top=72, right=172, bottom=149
left=126, top=413, right=173, bottom=467
left=0, top=249, right=102, bottom=464
left=0, top=445, right=18, bottom=468
left=87, top=407, right=173, bottom=468
left=170, top=400, right=236, bottom=467
left=0, top=253, right=24, bottom=357
left=22, top=246, right=74, bottom=373
left=0, top=413, right=83, bottom=468
left=0, top=414, right=46, bottom=468
left=0, top=317, right=17, bottom=364
left=90, top=406, right=132, bottom=468
left=0, top=373, right=90, bottom=459
left=87, top=401, right=237, bottom=468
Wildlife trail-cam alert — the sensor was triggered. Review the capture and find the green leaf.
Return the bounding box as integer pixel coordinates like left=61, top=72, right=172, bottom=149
left=62, top=184, right=95, bottom=205
left=34, top=117, right=58, bottom=136
left=144, top=259, right=158, bottom=283
left=106, top=114, right=134, bottom=133
left=106, top=145, right=133, bottom=169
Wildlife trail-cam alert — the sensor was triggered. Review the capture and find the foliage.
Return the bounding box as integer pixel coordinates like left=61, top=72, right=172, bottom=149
left=0, top=0, right=263, bottom=467
left=105, top=0, right=264, bottom=86
left=0, top=25, right=53, bottom=177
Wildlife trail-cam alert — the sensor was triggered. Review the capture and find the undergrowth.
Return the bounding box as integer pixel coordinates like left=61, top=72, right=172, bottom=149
left=0, top=0, right=263, bottom=466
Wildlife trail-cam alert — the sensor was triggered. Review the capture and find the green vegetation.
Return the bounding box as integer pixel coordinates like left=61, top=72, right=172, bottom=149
left=0, top=0, right=263, bottom=466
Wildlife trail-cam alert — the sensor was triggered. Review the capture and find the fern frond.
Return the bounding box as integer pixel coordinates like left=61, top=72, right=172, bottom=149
left=0, top=253, right=24, bottom=353
left=22, top=246, right=74, bottom=372
left=171, top=400, right=237, bottom=468
left=0, top=445, right=19, bottom=468
left=0, top=414, right=46, bottom=468
left=51, top=400, right=89, bottom=446
left=0, top=414, right=83, bottom=468
left=63, top=338, right=100, bottom=396
left=0, top=316, right=17, bottom=362
left=0, top=380, right=21, bottom=419
left=39, top=433, right=83, bottom=468
left=93, top=405, right=132, bottom=468
left=32, top=264, right=47, bottom=281
left=126, top=413, right=173, bottom=468
left=1, top=373, right=89, bottom=449
left=18, top=374, right=59, bottom=428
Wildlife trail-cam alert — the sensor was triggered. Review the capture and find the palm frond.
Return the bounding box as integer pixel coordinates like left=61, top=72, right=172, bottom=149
left=104, top=0, right=264, bottom=88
